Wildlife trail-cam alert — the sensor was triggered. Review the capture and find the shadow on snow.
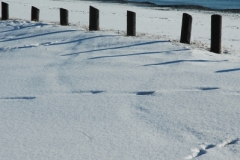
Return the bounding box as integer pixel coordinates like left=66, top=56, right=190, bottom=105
left=215, top=68, right=240, bottom=73
left=144, top=59, right=227, bottom=66
left=61, top=40, right=169, bottom=57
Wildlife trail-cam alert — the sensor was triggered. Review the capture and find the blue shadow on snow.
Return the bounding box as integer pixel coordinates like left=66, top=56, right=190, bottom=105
left=144, top=59, right=227, bottom=66
left=215, top=68, right=240, bottom=73
left=0, top=97, right=36, bottom=100
left=61, top=40, right=169, bottom=57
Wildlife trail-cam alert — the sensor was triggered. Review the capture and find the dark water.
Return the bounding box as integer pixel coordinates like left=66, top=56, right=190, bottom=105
left=73, top=0, right=240, bottom=10
left=125, top=0, right=240, bottom=10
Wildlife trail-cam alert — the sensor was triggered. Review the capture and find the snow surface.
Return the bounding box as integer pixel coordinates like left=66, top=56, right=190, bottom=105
left=0, top=0, right=240, bottom=159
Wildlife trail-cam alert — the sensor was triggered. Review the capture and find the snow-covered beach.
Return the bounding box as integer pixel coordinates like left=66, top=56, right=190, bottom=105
left=4, top=0, right=240, bottom=54
left=0, top=0, right=240, bottom=159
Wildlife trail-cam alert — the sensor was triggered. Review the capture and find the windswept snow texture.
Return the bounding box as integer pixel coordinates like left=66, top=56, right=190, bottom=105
left=0, top=20, right=240, bottom=159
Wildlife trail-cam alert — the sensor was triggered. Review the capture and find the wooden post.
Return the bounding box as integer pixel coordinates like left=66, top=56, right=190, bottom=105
left=1, top=2, right=9, bottom=20
left=180, top=13, right=192, bottom=44
left=31, top=6, right=40, bottom=21
left=60, top=8, right=68, bottom=25
left=211, top=14, right=222, bottom=54
left=127, top=11, right=136, bottom=36
left=89, top=6, right=99, bottom=31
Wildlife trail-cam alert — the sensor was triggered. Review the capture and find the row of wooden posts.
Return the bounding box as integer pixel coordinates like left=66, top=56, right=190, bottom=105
left=1, top=2, right=222, bottom=54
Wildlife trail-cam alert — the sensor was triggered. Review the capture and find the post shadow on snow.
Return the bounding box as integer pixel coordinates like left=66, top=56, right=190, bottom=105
left=14, top=35, right=118, bottom=49
left=61, top=40, right=169, bottom=57
left=88, top=49, right=188, bottom=59
left=144, top=59, right=227, bottom=66
left=215, top=68, right=240, bottom=73
left=0, top=97, right=36, bottom=100
left=0, top=22, right=48, bottom=33
left=0, top=30, right=78, bottom=42
left=49, top=35, right=118, bottom=46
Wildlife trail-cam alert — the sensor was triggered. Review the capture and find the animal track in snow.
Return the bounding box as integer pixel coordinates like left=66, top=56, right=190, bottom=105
left=185, top=138, right=239, bottom=159
left=135, top=91, right=155, bottom=96
left=217, top=138, right=240, bottom=147
left=71, top=90, right=156, bottom=96
left=41, top=41, right=58, bottom=46
left=24, top=44, right=40, bottom=47
left=197, top=87, right=220, bottom=91
left=12, top=41, right=62, bottom=49
left=72, top=90, right=106, bottom=95
left=185, top=148, right=207, bottom=159
left=29, top=41, right=59, bottom=47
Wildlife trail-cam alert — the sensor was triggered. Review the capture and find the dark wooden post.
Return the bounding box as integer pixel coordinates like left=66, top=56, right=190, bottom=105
left=31, top=6, right=40, bottom=21
left=60, top=8, right=68, bottom=25
left=180, top=13, right=192, bottom=44
left=89, top=6, right=99, bottom=31
left=211, top=14, right=222, bottom=54
left=127, top=11, right=136, bottom=36
left=1, top=2, right=9, bottom=20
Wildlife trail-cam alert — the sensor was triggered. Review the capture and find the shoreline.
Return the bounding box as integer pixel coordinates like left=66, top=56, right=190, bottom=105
left=79, top=0, right=240, bottom=13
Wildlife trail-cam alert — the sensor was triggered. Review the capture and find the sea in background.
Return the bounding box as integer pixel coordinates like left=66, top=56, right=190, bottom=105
left=125, top=0, right=240, bottom=9
left=69, top=0, right=240, bottom=10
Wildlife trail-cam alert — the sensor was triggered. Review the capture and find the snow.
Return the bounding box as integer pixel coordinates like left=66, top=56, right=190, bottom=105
left=0, top=0, right=240, bottom=159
